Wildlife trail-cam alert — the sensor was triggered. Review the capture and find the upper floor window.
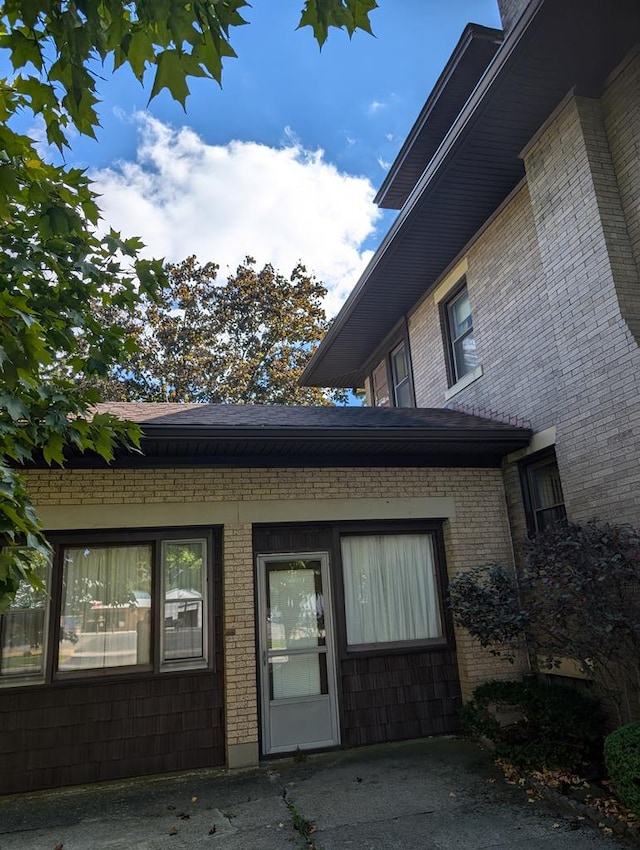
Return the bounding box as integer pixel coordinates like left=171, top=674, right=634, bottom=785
left=444, top=283, right=477, bottom=384
left=520, top=451, right=567, bottom=535
left=370, top=339, right=414, bottom=408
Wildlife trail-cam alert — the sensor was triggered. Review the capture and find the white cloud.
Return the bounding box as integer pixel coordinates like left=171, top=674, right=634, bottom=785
left=368, top=100, right=386, bottom=114
left=376, top=155, right=391, bottom=171
left=91, top=114, right=381, bottom=316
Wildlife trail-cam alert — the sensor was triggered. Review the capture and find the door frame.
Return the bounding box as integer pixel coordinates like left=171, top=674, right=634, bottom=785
left=256, top=550, right=341, bottom=755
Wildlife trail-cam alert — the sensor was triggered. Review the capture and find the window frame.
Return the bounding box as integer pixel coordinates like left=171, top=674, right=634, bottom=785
left=519, top=449, right=567, bottom=536
left=0, top=552, right=51, bottom=686
left=335, top=522, right=451, bottom=657
left=441, top=279, right=477, bottom=387
left=0, top=526, right=217, bottom=688
left=367, top=326, right=415, bottom=409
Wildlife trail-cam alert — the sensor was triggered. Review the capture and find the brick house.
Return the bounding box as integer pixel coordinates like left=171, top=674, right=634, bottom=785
left=304, top=0, right=640, bottom=540
left=1, top=0, right=639, bottom=795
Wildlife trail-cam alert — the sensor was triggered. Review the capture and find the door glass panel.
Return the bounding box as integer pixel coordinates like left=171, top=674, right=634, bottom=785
left=270, top=651, right=328, bottom=700
left=267, top=560, right=325, bottom=650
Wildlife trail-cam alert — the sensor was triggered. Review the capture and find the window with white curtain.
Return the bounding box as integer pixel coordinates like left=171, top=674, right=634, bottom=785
left=0, top=530, right=213, bottom=685
left=341, top=533, right=444, bottom=648
left=59, top=545, right=153, bottom=672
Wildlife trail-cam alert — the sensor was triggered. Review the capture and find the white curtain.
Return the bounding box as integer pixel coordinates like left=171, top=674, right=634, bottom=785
left=59, top=545, right=152, bottom=670
left=341, top=534, right=442, bottom=647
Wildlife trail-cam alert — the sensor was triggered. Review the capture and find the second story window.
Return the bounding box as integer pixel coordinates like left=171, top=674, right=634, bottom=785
left=390, top=343, right=412, bottom=407
left=370, top=338, right=414, bottom=408
left=445, top=283, right=477, bottom=384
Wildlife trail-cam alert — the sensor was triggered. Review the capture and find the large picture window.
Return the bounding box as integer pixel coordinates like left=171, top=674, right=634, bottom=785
left=0, top=528, right=214, bottom=686
left=340, top=533, right=444, bottom=649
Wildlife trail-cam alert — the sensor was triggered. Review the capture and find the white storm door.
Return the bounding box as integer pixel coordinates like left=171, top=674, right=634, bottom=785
left=258, top=552, right=340, bottom=755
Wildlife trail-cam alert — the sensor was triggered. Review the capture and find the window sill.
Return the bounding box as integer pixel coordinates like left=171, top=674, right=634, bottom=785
left=444, top=363, right=483, bottom=401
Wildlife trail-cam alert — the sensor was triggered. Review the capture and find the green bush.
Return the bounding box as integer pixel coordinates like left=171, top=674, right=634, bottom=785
left=461, top=679, right=603, bottom=771
left=604, top=723, right=640, bottom=815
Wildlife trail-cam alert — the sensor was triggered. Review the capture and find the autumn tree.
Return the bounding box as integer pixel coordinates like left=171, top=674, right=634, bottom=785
left=0, top=0, right=376, bottom=609
left=98, top=256, right=346, bottom=406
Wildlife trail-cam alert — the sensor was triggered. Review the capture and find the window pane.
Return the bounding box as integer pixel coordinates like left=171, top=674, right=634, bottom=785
left=0, top=552, right=49, bottom=679
left=270, top=652, right=328, bottom=700
left=341, top=534, right=443, bottom=647
left=391, top=345, right=408, bottom=384
left=450, top=290, right=473, bottom=338
left=531, top=464, right=564, bottom=510
left=394, top=379, right=413, bottom=408
left=267, top=561, right=325, bottom=651
left=59, top=545, right=152, bottom=671
left=163, top=540, right=206, bottom=662
left=453, top=331, right=477, bottom=379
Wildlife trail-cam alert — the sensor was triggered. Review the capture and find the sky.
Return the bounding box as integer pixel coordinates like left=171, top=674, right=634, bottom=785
left=41, top=1, right=502, bottom=317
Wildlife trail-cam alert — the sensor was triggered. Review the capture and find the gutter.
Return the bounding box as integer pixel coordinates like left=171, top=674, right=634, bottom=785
left=139, top=423, right=531, bottom=446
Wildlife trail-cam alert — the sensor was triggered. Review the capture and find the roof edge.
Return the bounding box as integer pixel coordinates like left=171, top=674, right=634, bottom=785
left=374, top=22, right=504, bottom=209
left=300, top=0, right=544, bottom=389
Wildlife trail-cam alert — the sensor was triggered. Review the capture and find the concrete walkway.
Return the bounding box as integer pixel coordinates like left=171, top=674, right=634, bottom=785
left=0, top=738, right=625, bottom=849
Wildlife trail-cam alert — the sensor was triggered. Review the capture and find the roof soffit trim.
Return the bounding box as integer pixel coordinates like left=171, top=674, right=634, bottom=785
left=300, top=0, right=545, bottom=388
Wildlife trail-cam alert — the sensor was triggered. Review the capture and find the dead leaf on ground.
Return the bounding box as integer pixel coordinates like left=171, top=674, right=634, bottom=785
left=168, top=826, right=178, bottom=836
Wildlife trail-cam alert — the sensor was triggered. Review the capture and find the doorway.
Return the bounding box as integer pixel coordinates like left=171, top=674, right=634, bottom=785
left=257, top=552, right=340, bottom=755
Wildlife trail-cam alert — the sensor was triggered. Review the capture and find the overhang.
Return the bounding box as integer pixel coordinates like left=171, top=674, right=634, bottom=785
left=375, top=23, right=503, bottom=210
left=301, top=0, right=640, bottom=388
left=50, top=403, right=532, bottom=469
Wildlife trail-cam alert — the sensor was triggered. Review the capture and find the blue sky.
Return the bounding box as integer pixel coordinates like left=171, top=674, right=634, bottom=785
left=40, top=1, right=503, bottom=315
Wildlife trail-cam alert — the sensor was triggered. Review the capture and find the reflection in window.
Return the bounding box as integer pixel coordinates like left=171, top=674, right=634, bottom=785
left=521, top=454, right=567, bottom=534
left=390, top=343, right=412, bottom=407
left=58, top=545, right=152, bottom=672
left=341, top=534, right=443, bottom=648
left=266, top=560, right=327, bottom=699
left=446, top=284, right=477, bottom=383
left=162, top=540, right=206, bottom=664
left=0, top=552, right=49, bottom=679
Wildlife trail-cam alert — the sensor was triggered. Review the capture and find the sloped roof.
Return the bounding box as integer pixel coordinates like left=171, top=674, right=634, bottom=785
left=301, top=0, right=640, bottom=389
left=73, top=402, right=532, bottom=468
left=375, top=23, right=503, bottom=210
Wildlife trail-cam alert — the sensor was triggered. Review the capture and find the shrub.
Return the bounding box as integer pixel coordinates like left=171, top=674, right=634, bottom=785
left=461, top=679, right=603, bottom=772
left=604, top=723, right=640, bottom=816
left=449, top=521, right=640, bottom=724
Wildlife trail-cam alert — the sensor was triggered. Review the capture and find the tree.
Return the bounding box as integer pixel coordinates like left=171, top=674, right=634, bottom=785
left=0, top=1, right=377, bottom=609
left=95, top=255, right=347, bottom=406
left=448, top=520, right=640, bottom=724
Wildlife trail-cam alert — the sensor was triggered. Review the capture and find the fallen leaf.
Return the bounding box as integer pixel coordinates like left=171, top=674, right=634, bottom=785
left=552, top=823, right=560, bottom=828
left=449, top=791, right=457, bottom=798
left=53, top=844, right=63, bottom=850
left=191, top=796, right=198, bottom=803
left=168, top=826, right=178, bottom=836
left=208, top=826, right=216, bottom=835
